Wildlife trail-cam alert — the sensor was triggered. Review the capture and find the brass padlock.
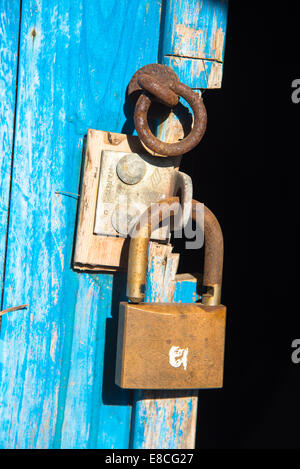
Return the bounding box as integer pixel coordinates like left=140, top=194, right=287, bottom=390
left=115, top=198, right=226, bottom=389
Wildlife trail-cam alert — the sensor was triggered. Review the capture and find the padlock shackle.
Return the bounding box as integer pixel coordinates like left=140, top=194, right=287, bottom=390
left=127, top=198, right=223, bottom=305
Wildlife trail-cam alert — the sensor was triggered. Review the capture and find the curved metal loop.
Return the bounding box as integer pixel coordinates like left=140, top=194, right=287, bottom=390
left=137, top=74, right=179, bottom=108
left=134, top=80, right=207, bottom=157
left=127, top=197, right=223, bottom=304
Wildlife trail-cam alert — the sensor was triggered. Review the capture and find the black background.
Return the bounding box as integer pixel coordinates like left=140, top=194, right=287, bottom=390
left=172, top=1, right=298, bottom=449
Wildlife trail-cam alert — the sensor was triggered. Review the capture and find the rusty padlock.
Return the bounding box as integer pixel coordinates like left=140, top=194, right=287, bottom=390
left=115, top=197, right=226, bottom=389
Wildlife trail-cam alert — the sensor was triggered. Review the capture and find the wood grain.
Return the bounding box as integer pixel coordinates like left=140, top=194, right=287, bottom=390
left=0, top=0, right=229, bottom=450
left=74, top=130, right=144, bottom=271
left=161, top=0, right=228, bottom=89
left=129, top=246, right=201, bottom=448
left=0, top=1, right=20, bottom=297
left=0, top=0, right=162, bottom=449
left=129, top=0, right=230, bottom=444
left=128, top=84, right=201, bottom=451
left=73, top=129, right=179, bottom=271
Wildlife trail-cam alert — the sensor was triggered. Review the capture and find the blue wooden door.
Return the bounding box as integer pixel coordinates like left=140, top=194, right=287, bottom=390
left=0, top=0, right=228, bottom=449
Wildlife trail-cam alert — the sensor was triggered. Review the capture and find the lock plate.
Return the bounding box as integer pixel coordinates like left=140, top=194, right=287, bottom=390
left=94, top=150, right=179, bottom=239
left=73, top=129, right=182, bottom=272
left=116, top=302, right=226, bottom=389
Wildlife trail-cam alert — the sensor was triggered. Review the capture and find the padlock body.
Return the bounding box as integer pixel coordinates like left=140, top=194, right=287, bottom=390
left=115, top=302, right=226, bottom=389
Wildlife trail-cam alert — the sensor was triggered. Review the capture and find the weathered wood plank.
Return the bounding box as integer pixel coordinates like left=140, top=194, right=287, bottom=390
left=0, top=0, right=228, bottom=449
left=130, top=246, right=199, bottom=448
left=73, top=129, right=180, bottom=271
left=173, top=273, right=201, bottom=303
left=131, top=389, right=198, bottom=449
left=0, top=1, right=20, bottom=295
left=163, top=56, right=224, bottom=89
left=162, top=0, right=228, bottom=60
left=58, top=273, right=131, bottom=449
left=128, top=0, right=228, bottom=442
left=129, top=88, right=197, bottom=449
left=129, top=48, right=203, bottom=447
left=0, top=0, right=162, bottom=449
left=161, top=0, right=228, bottom=88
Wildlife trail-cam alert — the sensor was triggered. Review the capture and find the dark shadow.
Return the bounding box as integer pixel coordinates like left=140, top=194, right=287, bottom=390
left=121, top=85, right=193, bottom=140
left=102, top=272, right=132, bottom=406
left=157, top=0, right=167, bottom=64
left=70, top=134, right=87, bottom=271
left=68, top=138, right=132, bottom=408
left=121, top=90, right=135, bottom=135
left=72, top=236, right=130, bottom=274
left=133, top=389, right=198, bottom=401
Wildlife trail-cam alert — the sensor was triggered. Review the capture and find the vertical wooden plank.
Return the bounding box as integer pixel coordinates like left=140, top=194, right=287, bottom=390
left=58, top=273, right=131, bottom=449
left=0, top=1, right=20, bottom=294
left=130, top=0, right=228, bottom=448
left=130, top=246, right=199, bottom=449
left=0, top=0, right=162, bottom=449
left=173, top=274, right=201, bottom=304
left=161, top=0, right=228, bottom=88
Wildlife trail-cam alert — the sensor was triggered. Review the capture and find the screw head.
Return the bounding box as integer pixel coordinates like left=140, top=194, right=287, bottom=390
left=116, top=153, right=146, bottom=185
left=111, top=204, right=141, bottom=236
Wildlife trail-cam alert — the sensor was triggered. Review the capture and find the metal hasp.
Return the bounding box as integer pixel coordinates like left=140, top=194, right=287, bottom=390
left=128, top=64, right=207, bottom=156
left=94, top=150, right=192, bottom=239
left=127, top=198, right=223, bottom=304
left=115, top=197, right=226, bottom=390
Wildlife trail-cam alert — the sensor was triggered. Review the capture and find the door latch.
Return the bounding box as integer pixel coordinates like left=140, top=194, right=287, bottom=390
left=73, top=64, right=207, bottom=271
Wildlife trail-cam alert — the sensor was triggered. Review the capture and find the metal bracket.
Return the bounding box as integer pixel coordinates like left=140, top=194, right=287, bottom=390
left=73, top=130, right=192, bottom=272
left=94, top=150, right=192, bottom=240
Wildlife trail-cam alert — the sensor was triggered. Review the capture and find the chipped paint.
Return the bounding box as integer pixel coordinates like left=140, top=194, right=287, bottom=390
left=0, top=0, right=228, bottom=451
left=131, top=247, right=199, bottom=449
left=161, top=0, right=228, bottom=88
left=0, top=1, right=20, bottom=286
left=50, top=328, right=58, bottom=362
left=0, top=0, right=163, bottom=449
left=214, top=27, right=225, bottom=62
left=174, top=23, right=206, bottom=57
left=163, top=55, right=223, bottom=89
left=207, top=61, right=223, bottom=89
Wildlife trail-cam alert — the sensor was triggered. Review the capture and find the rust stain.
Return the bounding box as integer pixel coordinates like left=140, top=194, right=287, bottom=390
left=86, top=148, right=91, bottom=164
left=105, top=132, right=124, bottom=146
left=55, top=193, right=62, bottom=206
left=129, top=64, right=207, bottom=156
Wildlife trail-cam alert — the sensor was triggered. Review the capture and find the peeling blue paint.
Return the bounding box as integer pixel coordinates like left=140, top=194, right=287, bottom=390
left=0, top=0, right=228, bottom=450
left=0, top=0, right=161, bottom=449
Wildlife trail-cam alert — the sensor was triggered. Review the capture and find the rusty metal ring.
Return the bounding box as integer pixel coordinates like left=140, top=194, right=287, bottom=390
left=137, top=74, right=179, bottom=108
left=134, top=81, right=207, bottom=157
